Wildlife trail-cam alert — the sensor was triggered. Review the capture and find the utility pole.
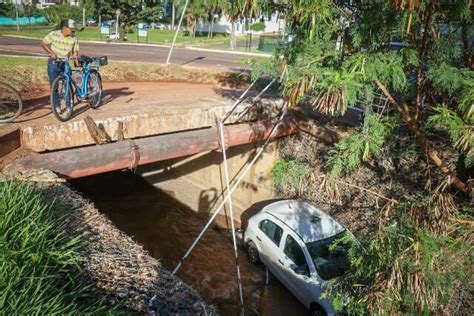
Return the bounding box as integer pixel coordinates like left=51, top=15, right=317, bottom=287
left=115, top=8, right=120, bottom=39
left=82, top=5, right=86, bottom=27
left=230, top=0, right=236, bottom=50
left=171, top=0, right=175, bottom=30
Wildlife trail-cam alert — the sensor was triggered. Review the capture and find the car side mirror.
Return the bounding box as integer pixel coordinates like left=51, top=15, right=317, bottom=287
left=293, top=264, right=310, bottom=277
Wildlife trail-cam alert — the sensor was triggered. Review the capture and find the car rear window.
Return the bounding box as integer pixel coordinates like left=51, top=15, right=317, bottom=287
left=259, top=219, right=283, bottom=246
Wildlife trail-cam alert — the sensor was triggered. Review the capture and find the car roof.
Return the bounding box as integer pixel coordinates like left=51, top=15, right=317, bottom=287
left=262, top=200, right=345, bottom=243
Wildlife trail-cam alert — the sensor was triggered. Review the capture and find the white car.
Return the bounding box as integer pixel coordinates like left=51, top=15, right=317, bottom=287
left=106, top=32, right=128, bottom=41
left=244, top=200, right=351, bottom=316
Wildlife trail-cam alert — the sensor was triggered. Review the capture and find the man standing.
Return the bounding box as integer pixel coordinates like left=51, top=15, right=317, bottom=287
left=40, top=19, right=79, bottom=107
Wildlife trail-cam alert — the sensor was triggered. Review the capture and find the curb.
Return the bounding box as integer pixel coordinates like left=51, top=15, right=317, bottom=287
left=185, top=46, right=272, bottom=58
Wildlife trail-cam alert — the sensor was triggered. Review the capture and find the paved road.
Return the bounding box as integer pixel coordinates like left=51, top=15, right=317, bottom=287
left=0, top=36, right=254, bottom=70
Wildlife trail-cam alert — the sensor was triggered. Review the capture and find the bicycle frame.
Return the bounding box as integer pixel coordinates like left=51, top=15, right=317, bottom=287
left=60, top=59, right=93, bottom=102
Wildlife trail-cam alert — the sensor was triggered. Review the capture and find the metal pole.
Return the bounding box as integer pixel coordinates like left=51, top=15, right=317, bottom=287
left=166, top=0, right=190, bottom=65
left=172, top=108, right=289, bottom=275
left=221, top=77, right=259, bottom=123
left=218, top=121, right=245, bottom=311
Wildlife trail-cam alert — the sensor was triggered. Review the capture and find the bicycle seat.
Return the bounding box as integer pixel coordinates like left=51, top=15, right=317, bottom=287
left=79, top=56, right=94, bottom=64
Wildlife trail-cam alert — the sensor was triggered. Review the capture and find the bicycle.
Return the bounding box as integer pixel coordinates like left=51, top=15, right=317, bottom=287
left=0, top=81, right=23, bottom=123
left=50, top=55, right=107, bottom=122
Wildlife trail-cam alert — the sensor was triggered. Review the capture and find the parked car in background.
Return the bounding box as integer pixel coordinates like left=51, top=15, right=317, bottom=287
left=106, top=32, right=128, bottom=41
left=150, top=22, right=167, bottom=30
left=244, top=200, right=352, bottom=316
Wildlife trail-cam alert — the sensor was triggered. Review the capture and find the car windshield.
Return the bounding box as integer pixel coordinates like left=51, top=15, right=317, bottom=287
left=305, top=231, right=351, bottom=280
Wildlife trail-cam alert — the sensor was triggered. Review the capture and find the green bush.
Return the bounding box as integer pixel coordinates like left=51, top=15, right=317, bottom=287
left=327, top=195, right=472, bottom=314
left=0, top=180, right=110, bottom=314
left=249, top=22, right=266, bottom=32
left=43, top=4, right=84, bottom=26
left=271, top=159, right=309, bottom=192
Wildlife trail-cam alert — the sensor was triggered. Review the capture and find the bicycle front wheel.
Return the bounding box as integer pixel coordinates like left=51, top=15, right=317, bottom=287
left=51, top=75, right=74, bottom=122
left=0, top=82, right=22, bottom=123
left=87, top=70, right=103, bottom=109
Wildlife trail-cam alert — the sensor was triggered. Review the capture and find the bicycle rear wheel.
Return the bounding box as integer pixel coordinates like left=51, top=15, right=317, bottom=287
left=87, top=70, right=103, bottom=109
left=51, top=75, right=74, bottom=122
left=0, top=82, right=22, bottom=123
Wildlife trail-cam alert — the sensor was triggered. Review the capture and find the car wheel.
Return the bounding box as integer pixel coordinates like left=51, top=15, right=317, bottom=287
left=309, top=303, right=327, bottom=316
left=247, top=241, right=260, bottom=264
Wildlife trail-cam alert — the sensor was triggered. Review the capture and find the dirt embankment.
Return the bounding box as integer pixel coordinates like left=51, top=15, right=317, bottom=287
left=6, top=169, right=218, bottom=315
left=0, top=56, right=250, bottom=94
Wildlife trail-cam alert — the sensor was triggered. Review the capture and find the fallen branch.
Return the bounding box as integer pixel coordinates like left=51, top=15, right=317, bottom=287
left=374, top=80, right=469, bottom=193
left=448, top=217, right=474, bottom=226
left=331, top=177, right=399, bottom=204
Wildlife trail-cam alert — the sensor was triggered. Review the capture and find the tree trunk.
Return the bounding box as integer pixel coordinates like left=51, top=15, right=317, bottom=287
left=28, top=8, right=31, bottom=32
left=209, top=17, right=214, bottom=38
left=99, top=14, right=101, bottom=27
left=415, top=0, right=435, bottom=115
left=461, top=21, right=472, bottom=69
left=15, top=5, right=20, bottom=31
left=230, top=20, right=236, bottom=49
left=375, top=80, right=469, bottom=193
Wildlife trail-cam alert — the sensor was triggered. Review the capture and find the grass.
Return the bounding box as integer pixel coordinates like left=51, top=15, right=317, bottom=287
left=0, top=55, right=250, bottom=92
left=0, top=26, right=238, bottom=47
left=0, top=180, right=112, bottom=314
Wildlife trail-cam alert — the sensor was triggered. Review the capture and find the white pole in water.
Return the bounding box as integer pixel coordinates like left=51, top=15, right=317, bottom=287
left=166, top=0, right=190, bottom=65
left=172, top=108, right=288, bottom=275
left=218, top=121, right=245, bottom=311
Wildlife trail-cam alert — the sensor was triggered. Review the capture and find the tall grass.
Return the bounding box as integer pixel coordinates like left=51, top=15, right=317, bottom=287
left=0, top=180, right=110, bottom=314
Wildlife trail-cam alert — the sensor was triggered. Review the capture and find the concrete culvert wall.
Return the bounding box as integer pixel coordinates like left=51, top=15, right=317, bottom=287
left=6, top=169, right=218, bottom=315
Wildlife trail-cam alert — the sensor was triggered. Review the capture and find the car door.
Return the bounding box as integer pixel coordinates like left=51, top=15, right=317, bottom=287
left=256, top=219, right=285, bottom=276
left=276, top=232, right=316, bottom=308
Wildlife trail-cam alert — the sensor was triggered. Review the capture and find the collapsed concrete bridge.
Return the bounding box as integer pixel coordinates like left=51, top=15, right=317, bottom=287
left=2, top=90, right=299, bottom=217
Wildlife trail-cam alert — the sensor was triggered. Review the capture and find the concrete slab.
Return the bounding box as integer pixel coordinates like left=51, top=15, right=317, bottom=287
left=10, top=82, right=282, bottom=152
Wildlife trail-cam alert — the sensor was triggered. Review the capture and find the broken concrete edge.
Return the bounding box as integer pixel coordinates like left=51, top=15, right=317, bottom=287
left=10, top=117, right=298, bottom=179
left=0, top=168, right=219, bottom=315
left=21, top=100, right=284, bottom=152
left=0, top=126, right=21, bottom=158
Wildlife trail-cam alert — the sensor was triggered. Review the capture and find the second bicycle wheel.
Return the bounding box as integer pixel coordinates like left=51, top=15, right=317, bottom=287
left=0, top=82, right=22, bottom=123
left=87, top=70, right=103, bottom=109
left=51, top=75, right=74, bottom=122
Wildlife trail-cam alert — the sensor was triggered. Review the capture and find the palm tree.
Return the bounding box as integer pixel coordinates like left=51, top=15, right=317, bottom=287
left=206, top=0, right=226, bottom=38
left=185, top=0, right=206, bottom=37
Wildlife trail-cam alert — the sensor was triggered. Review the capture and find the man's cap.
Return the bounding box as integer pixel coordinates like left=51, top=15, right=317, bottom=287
left=66, top=19, right=76, bottom=30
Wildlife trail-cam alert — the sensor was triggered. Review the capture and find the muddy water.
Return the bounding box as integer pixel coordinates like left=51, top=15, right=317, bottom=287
left=71, top=171, right=307, bottom=316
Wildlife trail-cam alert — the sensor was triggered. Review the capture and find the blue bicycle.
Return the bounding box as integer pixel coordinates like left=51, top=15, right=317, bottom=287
left=50, top=55, right=107, bottom=122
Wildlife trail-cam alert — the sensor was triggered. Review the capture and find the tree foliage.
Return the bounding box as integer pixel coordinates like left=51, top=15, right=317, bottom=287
left=259, top=0, right=472, bottom=313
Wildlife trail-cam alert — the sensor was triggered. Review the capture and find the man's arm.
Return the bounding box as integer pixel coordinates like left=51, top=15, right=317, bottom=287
left=41, top=32, right=57, bottom=59
left=40, top=40, right=57, bottom=59
left=71, top=38, right=80, bottom=59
